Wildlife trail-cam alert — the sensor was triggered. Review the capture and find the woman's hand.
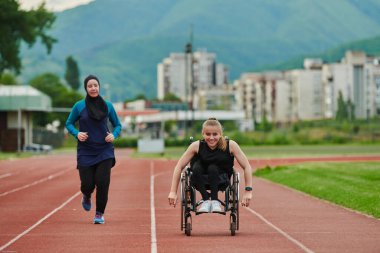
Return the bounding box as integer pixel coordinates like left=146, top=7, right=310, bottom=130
left=241, top=190, right=252, bottom=207
left=77, top=132, right=88, bottom=142
left=168, top=191, right=177, bottom=207
left=105, top=132, right=115, bottom=142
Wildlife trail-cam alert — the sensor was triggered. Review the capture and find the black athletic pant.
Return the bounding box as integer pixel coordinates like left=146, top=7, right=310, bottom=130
left=191, top=160, right=220, bottom=201
left=78, top=158, right=113, bottom=214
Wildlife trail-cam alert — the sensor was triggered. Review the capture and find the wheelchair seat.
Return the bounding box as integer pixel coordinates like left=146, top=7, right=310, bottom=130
left=191, top=172, right=231, bottom=192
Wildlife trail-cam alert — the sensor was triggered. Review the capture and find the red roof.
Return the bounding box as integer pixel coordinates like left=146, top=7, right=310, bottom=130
left=116, top=109, right=160, bottom=117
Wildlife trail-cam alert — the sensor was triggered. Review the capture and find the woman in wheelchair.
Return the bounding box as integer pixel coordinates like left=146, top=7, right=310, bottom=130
left=168, top=118, right=253, bottom=213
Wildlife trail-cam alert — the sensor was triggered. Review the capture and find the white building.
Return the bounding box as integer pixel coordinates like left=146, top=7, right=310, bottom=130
left=287, top=67, right=323, bottom=121
left=216, top=63, right=229, bottom=86
left=322, top=51, right=379, bottom=119
left=157, top=49, right=229, bottom=101
left=234, top=72, right=292, bottom=123
left=157, top=53, right=187, bottom=100
left=195, top=85, right=237, bottom=111
left=193, top=49, right=216, bottom=90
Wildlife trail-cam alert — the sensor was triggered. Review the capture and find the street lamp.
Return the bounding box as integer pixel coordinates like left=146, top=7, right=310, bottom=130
left=185, top=42, right=195, bottom=136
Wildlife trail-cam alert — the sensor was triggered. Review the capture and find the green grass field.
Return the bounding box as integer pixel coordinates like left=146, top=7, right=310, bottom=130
left=241, top=144, right=380, bottom=158
left=0, top=152, right=33, bottom=160
left=254, top=162, right=380, bottom=218
left=130, top=144, right=380, bottom=159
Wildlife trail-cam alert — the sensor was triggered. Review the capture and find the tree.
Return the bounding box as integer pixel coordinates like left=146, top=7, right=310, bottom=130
left=29, top=73, right=83, bottom=127
left=0, top=0, right=56, bottom=74
left=336, top=90, right=355, bottom=122
left=163, top=93, right=182, bottom=102
left=0, top=72, right=18, bottom=85
left=64, top=56, right=80, bottom=90
left=336, top=91, right=348, bottom=121
left=347, top=98, right=355, bottom=121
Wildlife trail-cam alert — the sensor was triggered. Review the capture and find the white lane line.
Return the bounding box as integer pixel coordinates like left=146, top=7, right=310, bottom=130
left=150, top=161, right=157, bottom=253
left=245, top=207, right=315, bottom=253
left=0, top=191, right=81, bottom=252
left=0, top=168, right=72, bottom=197
left=0, top=173, right=12, bottom=179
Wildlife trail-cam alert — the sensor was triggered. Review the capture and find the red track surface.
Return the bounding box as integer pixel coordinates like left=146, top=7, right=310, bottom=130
left=1, top=149, right=380, bottom=252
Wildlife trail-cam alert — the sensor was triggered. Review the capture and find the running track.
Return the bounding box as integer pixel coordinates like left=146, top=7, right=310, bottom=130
left=1, top=149, right=380, bottom=253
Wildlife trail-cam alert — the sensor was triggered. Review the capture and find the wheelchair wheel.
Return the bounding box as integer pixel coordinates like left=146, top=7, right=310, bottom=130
left=181, top=168, right=193, bottom=236
left=235, top=172, right=240, bottom=230
left=185, top=216, right=192, bottom=236
left=230, top=214, right=237, bottom=236
left=229, top=171, right=240, bottom=235
left=180, top=172, right=185, bottom=231
left=182, top=193, right=192, bottom=236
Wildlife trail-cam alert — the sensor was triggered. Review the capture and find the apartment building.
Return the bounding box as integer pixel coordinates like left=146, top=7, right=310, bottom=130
left=374, top=59, right=380, bottom=115
left=236, top=51, right=380, bottom=124
left=158, top=49, right=379, bottom=125
left=157, top=49, right=229, bottom=101
left=287, top=67, right=323, bottom=121
left=216, top=63, right=229, bottom=86
left=234, top=73, right=261, bottom=121
left=322, top=51, right=379, bottom=119
left=195, top=84, right=237, bottom=111
left=157, top=53, right=188, bottom=100
left=192, top=49, right=216, bottom=90
left=234, top=71, right=295, bottom=123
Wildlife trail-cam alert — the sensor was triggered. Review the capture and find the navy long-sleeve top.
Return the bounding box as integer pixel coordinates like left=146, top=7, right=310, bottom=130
left=65, top=99, right=122, bottom=167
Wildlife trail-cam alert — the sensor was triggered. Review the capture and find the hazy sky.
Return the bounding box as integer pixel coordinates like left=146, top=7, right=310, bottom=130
left=18, top=0, right=94, bottom=12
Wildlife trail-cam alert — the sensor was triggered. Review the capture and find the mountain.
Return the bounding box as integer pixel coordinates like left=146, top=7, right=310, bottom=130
left=20, top=0, right=380, bottom=101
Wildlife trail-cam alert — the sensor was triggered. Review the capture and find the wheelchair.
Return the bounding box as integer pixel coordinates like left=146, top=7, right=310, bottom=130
left=180, top=138, right=240, bottom=236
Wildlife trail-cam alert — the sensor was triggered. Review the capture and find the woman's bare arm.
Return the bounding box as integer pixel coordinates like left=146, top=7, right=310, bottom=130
left=168, top=141, right=199, bottom=207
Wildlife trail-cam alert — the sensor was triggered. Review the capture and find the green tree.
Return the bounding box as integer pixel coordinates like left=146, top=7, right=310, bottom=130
left=0, top=72, right=18, bottom=84
left=29, top=73, right=83, bottom=127
left=64, top=56, right=80, bottom=90
left=0, top=0, right=56, bottom=74
left=347, top=98, right=355, bottom=121
left=336, top=91, right=355, bottom=122
left=163, top=93, right=182, bottom=102
left=336, top=91, right=348, bottom=121
left=124, top=94, right=147, bottom=103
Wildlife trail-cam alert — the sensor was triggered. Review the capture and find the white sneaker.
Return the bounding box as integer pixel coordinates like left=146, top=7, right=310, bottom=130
left=198, top=200, right=211, bottom=213
left=211, top=200, right=222, bottom=213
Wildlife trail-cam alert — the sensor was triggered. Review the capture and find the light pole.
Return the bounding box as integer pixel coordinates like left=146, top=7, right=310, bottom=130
left=185, top=42, right=194, bottom=136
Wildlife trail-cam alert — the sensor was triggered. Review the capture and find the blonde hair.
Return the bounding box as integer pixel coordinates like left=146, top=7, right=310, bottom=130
left=202, top=118, right=227, bottom=151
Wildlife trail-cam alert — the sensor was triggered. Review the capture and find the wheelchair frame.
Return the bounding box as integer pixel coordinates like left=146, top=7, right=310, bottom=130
left=180, top=163, right=240, bottom=236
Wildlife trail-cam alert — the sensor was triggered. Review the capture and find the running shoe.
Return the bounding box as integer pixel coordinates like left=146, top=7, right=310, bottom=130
left=93, top=212, right=105, bottom=224
left=82, top=194, right=91, bottom=211
left=211, top=200, right=222, bottom=213
left=198, top=200, right=211, bottom=213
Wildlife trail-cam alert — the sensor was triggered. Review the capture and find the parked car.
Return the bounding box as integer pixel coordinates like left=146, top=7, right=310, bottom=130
left=23, top=143, right=53, bottom=153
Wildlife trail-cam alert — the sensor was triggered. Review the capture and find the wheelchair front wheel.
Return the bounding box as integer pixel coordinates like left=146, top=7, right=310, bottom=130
left=185, top=215, right=192, bottom=236
left=230, top=214, right=237, bottom=236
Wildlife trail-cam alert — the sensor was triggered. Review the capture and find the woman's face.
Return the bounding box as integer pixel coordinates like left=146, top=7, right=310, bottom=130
left=202, top=125, right=221, bottom=149
left=86, top=79, right=100, bottom=98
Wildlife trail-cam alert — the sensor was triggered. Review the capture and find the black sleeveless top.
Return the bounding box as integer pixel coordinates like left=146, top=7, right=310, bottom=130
left=197, top=140, right=234, bottom=174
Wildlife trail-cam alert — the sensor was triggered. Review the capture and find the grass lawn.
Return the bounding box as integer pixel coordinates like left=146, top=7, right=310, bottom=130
left=240, top=144, right=380, bottom=158
left=130, top=144, right=380, bottom=159
left=254, top=162, right=380, bottom=219
left=0, top=152, right=33, bottom=160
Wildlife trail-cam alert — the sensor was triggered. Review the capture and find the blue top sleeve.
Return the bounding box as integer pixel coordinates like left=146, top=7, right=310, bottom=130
left=65, top=101, right=84, bottom=139
left=106, top=101, right=122, bottom=138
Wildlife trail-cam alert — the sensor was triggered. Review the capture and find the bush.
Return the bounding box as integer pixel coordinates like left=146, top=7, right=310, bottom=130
left=267, top=133, right=291, bottom=145
left=165, top=138, right=189, bottom=147
left=113, top=137, right=138, bottom=148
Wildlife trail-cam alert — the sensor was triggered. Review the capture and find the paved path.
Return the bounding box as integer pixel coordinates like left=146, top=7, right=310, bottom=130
left=0, top=149, right=379, bottom=252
